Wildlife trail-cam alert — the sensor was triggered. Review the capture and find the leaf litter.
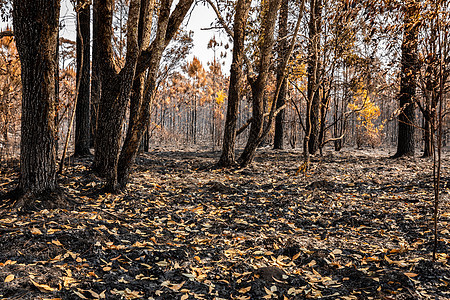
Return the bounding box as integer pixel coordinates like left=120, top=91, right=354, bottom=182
left=0, top=147, right=449, bottom=299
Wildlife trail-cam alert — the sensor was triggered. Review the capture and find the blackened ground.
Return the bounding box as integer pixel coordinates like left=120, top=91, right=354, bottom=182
left=0, top=147, right=449, bottom=299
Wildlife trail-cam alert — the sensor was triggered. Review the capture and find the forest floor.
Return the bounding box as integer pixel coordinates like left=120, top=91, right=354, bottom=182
left=0, top=146, right=449, bottom=300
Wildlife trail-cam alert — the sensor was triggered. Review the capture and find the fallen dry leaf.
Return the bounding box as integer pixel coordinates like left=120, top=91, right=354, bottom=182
left=4, top=274, right=14, bottom=282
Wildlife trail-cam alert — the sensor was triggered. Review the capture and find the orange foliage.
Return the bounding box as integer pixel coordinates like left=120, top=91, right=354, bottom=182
left=0, top=30, right=21, bottom=142
left=348, top=86, right=384, bottom=148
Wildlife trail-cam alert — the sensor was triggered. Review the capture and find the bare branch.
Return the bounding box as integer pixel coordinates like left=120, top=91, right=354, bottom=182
left=0, top=30, right=13, bottom=38
left=256, top=0, right=306, bottom=144
left=204, top=0, right=234, bottom=39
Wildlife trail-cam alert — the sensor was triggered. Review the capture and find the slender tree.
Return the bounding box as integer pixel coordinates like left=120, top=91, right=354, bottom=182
left=12, top=0, right=63, bottom=206
left=305, top=0, right=323, bottom=155
left=92, top=0, right=142, bottom=190
left=92, top=0, right=194, bottom=190
left=273, top=0, right=289, bottom=150
left=217, top=0, right=252, bottom=167
left=116, top=0, right=194, bottom=189
left=238, top=0, right=282, bottom=166
left=124, top=0, right=154, bottom=154
left=417, top=2, right=449, bottom=158
left=75, top=0, right=91, bottom=156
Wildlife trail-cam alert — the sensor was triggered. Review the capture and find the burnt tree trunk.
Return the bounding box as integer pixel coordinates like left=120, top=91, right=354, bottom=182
left=129, top=0, right=154, bottom=155
left=423, top=111, right=433, bottom=157
left=273, top=0, right=289, bottom=150
left=117, top=0, right=194, bottom=188
left=12, top=0, right=62, bottom=204
left=75, top=0, right=91, bottom=156
left=305, top=0, right=322, bottom=155
left=218, top=0, right=251, bottom=167
left=239, top=0, right=282, bottom=166
left=93, top=0, right=141, bottom=191
left=90, top=1, right=101, bottom=148
left=393, top=0, right=420, bottom=158
left=117, top=0, right=158, bottom=188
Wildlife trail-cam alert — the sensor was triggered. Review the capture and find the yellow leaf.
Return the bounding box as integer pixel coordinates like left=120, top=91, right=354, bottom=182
left=30, top=278, right=56, bottom=292
left=61, top=276, right=78, bottom=287
left=4, top=260, right=16, bottom=266
left=182, top=273, right=195, bottom=279
left=366, top=256, right=379, bottom=262
left=181, top=294, right=189, bottom=300
left=103, top=266, right=112, bottom=271
left=52, top=240, right=63, bottom=246
left=4, top=274, right=14, bottom=282
left=264, top=286, right=273, bottom=295
left=31, top=228, right=42, bottom=235
left=331, top=249, right=342, bottom=255
left=292, top=252, right=302, bottom=260
left=307, top=260, right=316, bottom=267
left=99, top=290, right=106, bottom=299
left=384, top=255, right=393, bottom=264
left=238, top=286, right=251, bottom=293
left=404, top=272, right=418, bottom=278
left=47, top=228, right=61, bottom=234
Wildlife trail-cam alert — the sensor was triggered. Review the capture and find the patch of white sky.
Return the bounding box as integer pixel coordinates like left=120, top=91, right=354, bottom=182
left=1, top=0, right=231, bottom=74
left=183, top=2, right=231, bottom=72
left=58, top=0, right=232, bottom=74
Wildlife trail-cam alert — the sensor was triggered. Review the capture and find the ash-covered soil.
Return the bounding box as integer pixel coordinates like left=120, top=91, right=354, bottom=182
left=0, top=147, right=449, bottom=299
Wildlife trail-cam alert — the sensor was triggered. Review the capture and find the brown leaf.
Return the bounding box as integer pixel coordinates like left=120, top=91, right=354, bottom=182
left=30, top=278, right=56, bottom=292
left=404, top=272, right=418, bottom=278
left=238, top=286, right=251, bottom=293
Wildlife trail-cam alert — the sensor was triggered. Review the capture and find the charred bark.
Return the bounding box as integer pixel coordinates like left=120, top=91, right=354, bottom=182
left=218, top=0, right=251, bottom=167
left=116, top=0, right=194, bottom=189
left=12, top=0, right=64, bottom=207
left=90, top=1, right=101, bottom=148
left=93, top=0, right=141, bottom=191
left=393, top=0, right=419, bottom=158
left=75, top=0, right=91, bottom=156
left=305, top=0, right=322, bottom=155
left=239, top=0, right=282, bottom=167
left=273, top=0, right=289, bottom=150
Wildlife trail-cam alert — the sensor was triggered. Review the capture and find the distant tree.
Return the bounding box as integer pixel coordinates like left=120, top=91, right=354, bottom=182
left=393, top=0, right=420, bottom=158
left=186, top=56, right=206, bottom=144
left=417, top=1, right=450, bottom=157
left=0, top=29, right=21, bottom=145
left=348, top=85, right=384, bottom=148
left=0, top=0, right=12, bottom=23
left=11, top=0, right=63, bottom=206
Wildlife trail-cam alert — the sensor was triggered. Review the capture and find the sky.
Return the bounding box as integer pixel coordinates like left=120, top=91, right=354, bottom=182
left=57, top=0, right=232, bottom=73
left=1, top=1, right=231, bottom=73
